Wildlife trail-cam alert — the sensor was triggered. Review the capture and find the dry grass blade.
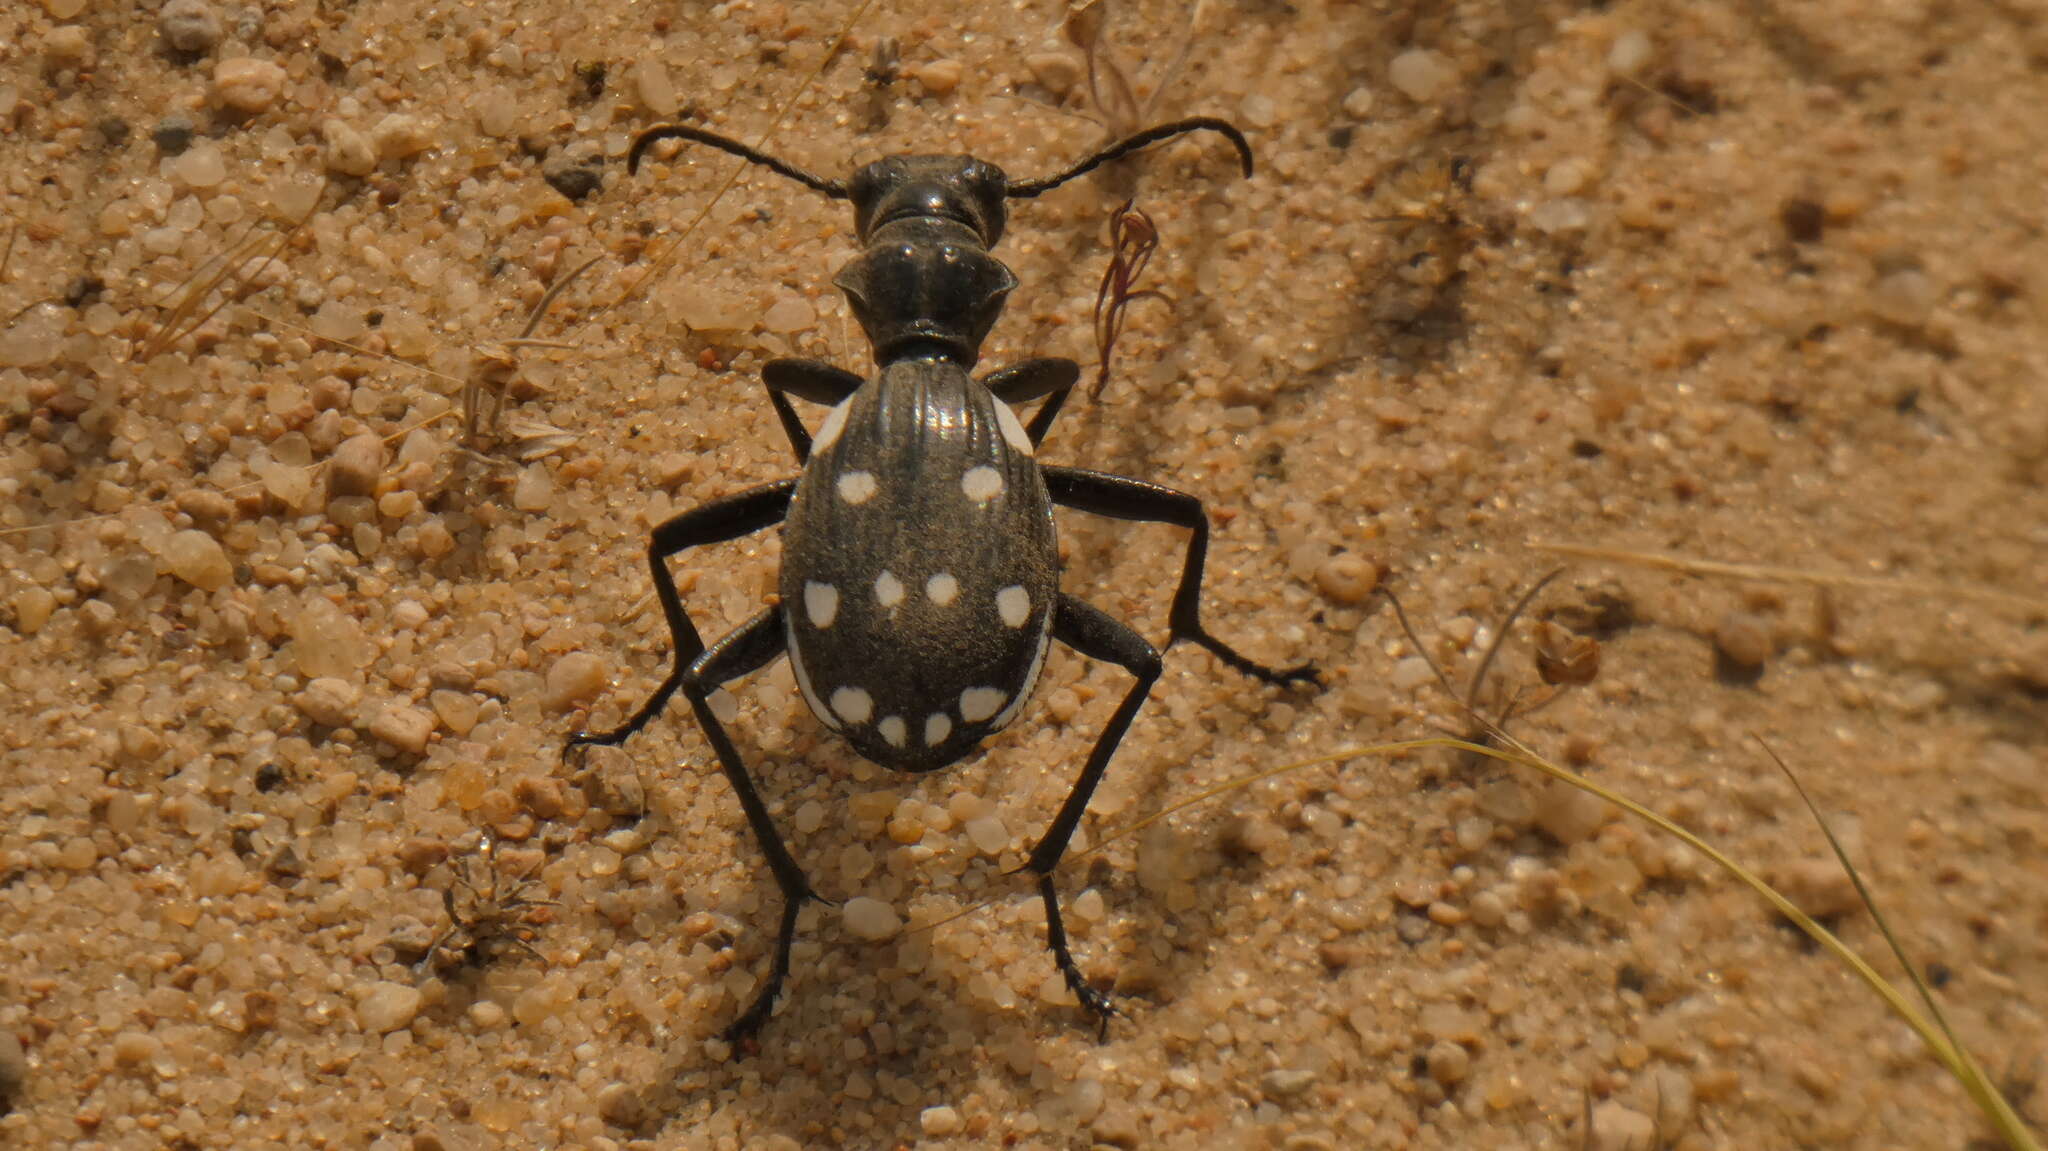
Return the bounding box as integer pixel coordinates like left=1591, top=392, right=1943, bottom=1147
left=1088, top=199, right=1169, bottom=401
left=141, top=179, right=326, bottom=363
left=1530, top=541, right=2048, bottom=616
left=1751, top=737, right=2036, bottom=1148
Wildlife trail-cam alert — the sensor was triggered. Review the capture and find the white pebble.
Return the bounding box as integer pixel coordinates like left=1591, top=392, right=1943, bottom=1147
left=841, top=896, right=901, bottom=941
left=1607, top=30, right=1654, bottom=75
left=323, top=119, right=377, bottom=177
left=964, top=815, right=1008, bottom=856
left=1389, top=49, right=1455, bottom=102
left=164, top=529, right=232, bottom=591
left=357, top=982, right=422, bottom=1033
left=1390, top=656, right=1437, bottom=691
left=213, top=58, right=287, bottom=114
left=372, top=112, right=435, bottom=161
left=919, top=1105, right=963, bottom=1136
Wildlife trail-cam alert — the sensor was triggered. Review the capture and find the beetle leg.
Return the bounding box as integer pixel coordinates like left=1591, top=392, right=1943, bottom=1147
left=676, top=604, right=825, bottom=1045
left=565, top=479, right=797, bottom=759
left=762, top=358, right=864, bottom=463
left=982, top=357, right=1080, bottom=446
left=1043, top=467, right=1320, bottom=686
left=1024, top=594, right=1162, bottom=1035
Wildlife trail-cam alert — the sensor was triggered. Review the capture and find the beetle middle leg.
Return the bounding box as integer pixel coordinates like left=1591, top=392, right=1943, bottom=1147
left=1043, top=466, right=1320, bottom=686
left=1025, top=593, right=1163, bottom=1034
left=674, top=603, right=826, bottom=1044
left=564, top=479, right=796, bottom=758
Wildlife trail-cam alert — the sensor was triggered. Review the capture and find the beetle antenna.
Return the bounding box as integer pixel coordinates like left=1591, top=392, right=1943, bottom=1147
left=628, top=124, right=850, bottom=198
left=1006, top=117, right=1253, bottom=199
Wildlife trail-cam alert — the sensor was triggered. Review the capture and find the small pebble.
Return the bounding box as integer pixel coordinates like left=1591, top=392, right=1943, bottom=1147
left=918, top=1105, right=963, bottom=1137
left=328, top=432, right=386, bottom=499
left=842, top=896, right=901, bottom=941
left=597, top=1083, right=645, bottom=1128
left=1313, top=552, right=1378, bottom=604
left=1607, top=29, right=1654, bottom=75
left=357, top=982, right=422, bottom=1033
left=1025, top=52, right=1080, bottom=99
left=544, top=161, right=603, bottom=203
left=295, top=677, right=360, bottom=727
left=164, top=529, right=232, bottom=591
left=1426, top=1040, right=1470, bottom=1085
left=1261, top=1068, right=1318, bottom=1097
left=112, top=1031, right=159, bottom=1067
left=159, top=0, right=223, bottom=54
left=395, top=836, right=448, bottom=874
left=1774, top=857, right=1861, bottom=918
left=544, top=652, right=607, bottom=711
left=13, top=586, right=58, bottom=633
left=1341, top=86, right=1375, bottom=119
left=632, top=58, right=679, bottom=117
left=371, top=112, right=434, bottom=161
left=44, top=25, right=90, bottom=64
left=912, top=59, right=964, bottom=96
left=213, top=58, right=288, bottom=114
left=323, top=119, right=377, bottom=177
left=1532, top=779, right=1607, bottom=845
left=153, top=116, right=195, bottom=155
left=1588, top=1102, right=1656, bottom=1151
left=1713, top=610, right=1772, bottom=671
left=1870, top=267, right=1937, bottom=327
left=1389, top=49, right=1454, bottom=102
left=512, top=463, right=553, bottom=512
left=368, top=703, right=434, bottom=754
left=1390, top=656, right=1436, bottom=691
left=964, top=815, right=1008, bottom=856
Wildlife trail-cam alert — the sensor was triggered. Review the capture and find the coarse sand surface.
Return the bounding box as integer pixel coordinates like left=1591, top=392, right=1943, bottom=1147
left=2, top=1, right=2044, bottom=1148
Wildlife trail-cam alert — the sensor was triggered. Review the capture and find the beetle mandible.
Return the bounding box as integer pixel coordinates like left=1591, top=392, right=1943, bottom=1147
left=567, top=117, right=1318, bottom=1044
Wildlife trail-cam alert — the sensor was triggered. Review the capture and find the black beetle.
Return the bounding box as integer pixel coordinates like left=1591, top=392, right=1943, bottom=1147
left=569, top=118, right=1316, bottom=1043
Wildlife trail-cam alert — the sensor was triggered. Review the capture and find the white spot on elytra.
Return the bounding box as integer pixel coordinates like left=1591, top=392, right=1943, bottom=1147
left=830, top=686, right=873, bottom=725
left=925, top=572, right=959, bottom=606
left=805, top=582, right=839, bottom=628
left=924, top=713, right=953, bottom=747
left=873, top=571, right=905, bottom=608
left=836, top=470, right=877, bottom=504
left=994, top=400, right=1034, bottom=454
left=960, top=466, right=1003, bottom=503
left=813, top=397, right=852, bottom=452
left=995, top=585, right=1030, bottom=628
left=878, top=716, right=907, bottom=748
left=959, top=687, right=1007, bottom=723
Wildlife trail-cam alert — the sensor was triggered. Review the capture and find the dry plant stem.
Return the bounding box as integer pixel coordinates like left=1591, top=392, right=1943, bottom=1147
left=463, top=254, right=602, bottom=448
left=1531, top=541, right=2048, bottom=616
left=1088, top=200, right=1166, bottom=402
left=1381, top=569, right=1566, bottom=733
left=142, top=178, right=327, bottom=362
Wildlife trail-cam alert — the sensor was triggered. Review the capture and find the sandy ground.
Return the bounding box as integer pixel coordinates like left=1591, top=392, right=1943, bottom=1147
left=2, top=0, right=2046, bottom=1148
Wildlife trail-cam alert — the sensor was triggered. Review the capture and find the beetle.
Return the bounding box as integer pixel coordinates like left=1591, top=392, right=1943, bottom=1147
left=567, top=117, right=1318, bottom=1043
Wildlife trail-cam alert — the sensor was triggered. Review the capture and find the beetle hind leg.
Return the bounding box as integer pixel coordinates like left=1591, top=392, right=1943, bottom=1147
left=677, top=604, right=825, bottom=1047
left=1025, top=594, right=1164, bottom=1035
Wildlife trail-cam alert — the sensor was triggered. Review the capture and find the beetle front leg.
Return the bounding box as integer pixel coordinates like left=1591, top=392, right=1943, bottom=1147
left=676, top=604, right=826, bottom=1046
left=1026, top=594, right=1163, bottom=1036
left=761, top=358, right=864, bottom=463
left=1043, top=467, right=1319, bottom=687
left=565, top=479, right=796, bottom=761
